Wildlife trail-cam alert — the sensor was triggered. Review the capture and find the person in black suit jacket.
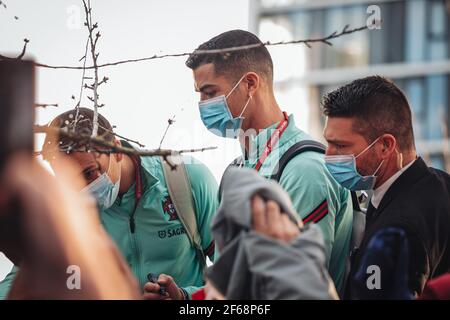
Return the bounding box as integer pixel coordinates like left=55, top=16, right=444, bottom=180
left=322, top=76, right=450, bottom=298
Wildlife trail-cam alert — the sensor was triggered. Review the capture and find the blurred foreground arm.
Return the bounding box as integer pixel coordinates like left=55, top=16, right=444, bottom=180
left=0, top=154, right=140, bottom=299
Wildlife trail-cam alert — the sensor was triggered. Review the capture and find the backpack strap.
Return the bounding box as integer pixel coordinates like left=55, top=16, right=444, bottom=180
left=161, top=154, right=206, bottom=268
left=269, top=140, right=365, bottom=232
left=226, top=140, right=327, bottom=181
left=270, top=140, right=327, bottom=181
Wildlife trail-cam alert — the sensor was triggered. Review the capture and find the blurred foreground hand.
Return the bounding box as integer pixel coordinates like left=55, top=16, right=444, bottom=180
left=251, top=195, right=302, bottom=243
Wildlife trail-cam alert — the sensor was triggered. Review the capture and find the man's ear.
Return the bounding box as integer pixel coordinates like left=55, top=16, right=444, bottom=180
left=113, top=139, right=123, bottom=162
left=244, top=72, right=260, bottom=97
left=380, top=134, right=397, bottom=159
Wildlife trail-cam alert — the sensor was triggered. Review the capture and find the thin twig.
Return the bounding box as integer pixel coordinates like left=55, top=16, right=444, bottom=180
left=159, top=114, right=176, bottom=149
left=0, top=1, right=26, bottom=61
left=0, top=39, right=29, bottom=60
left=17, top=38, right=29, bottom=59
left=98, top=124, right=146, bottom=148
left=0, top=0, right=26, bottom=59
left=32, top=25, right=369, bottom=70
left=82, top=0, right=102, bottom=137
left=73, top=38, right=90, bottom=127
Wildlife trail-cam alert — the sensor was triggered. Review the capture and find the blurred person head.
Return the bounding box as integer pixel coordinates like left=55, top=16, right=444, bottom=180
left=42, top=108, right=125, bottom=209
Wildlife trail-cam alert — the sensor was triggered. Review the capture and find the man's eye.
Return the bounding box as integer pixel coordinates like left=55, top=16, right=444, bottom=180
left=83, top=169, right=101, bottom=182
left=205, top=91, right=216, bottom=98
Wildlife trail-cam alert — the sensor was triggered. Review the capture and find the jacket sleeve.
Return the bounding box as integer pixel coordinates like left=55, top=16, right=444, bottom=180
left=278, top=152, right=344, bottom=265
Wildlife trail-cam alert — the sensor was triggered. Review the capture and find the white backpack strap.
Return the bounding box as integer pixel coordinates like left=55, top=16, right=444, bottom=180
left=161, top=154, right=206, bottom=267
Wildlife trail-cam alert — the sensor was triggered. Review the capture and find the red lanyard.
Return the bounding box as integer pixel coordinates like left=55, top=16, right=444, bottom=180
left=129, top=155, right=143, bottom=210
left=254, top=112, right=289, bottom=171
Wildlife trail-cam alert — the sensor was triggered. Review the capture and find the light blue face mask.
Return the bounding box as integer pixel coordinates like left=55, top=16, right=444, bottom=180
left=82, top=155, right=121, bottom=210
left=325, top=137, right=384, bottom=191
left=198, top=74, right=252, bottom=139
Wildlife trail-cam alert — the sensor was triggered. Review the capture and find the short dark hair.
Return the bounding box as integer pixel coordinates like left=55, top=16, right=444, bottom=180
left=322, top=76, right=415, bottom=152
left=185, top=29, right=273, bottom=83
left=41, top=107, right=114, bottom=160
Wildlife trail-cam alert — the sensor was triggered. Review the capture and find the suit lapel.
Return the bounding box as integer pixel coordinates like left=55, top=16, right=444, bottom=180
left=375, top=157, right=429, bottom=216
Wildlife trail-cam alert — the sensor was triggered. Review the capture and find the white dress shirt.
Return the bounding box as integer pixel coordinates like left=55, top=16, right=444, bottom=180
left=371, top=159, right=416, bottom=209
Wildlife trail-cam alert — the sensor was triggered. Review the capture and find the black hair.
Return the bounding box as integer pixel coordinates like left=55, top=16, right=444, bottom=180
left=186, top=29, right=273, bottom=83
left=322, top=76, right=415, bottom=152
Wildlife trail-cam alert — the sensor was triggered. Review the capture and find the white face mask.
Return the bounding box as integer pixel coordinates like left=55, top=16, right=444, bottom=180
left=82, top=155, right=121, bottom=210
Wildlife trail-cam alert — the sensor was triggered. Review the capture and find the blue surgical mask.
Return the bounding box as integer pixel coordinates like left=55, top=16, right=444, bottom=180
left=198, top=75, right=252, bottom=139
left=82, top=155, right=121, bottom=210
left=325, top=138, right=384, bottom=191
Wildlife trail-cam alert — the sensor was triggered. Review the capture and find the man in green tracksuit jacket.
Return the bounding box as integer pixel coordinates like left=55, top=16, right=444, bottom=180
left=186, top=30, right=353, bottom=295
left=0, top=108, right=218, bottom=300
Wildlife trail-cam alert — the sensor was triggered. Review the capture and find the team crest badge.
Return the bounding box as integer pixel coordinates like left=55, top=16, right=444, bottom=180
left=162, top=196, right=178, bottom=221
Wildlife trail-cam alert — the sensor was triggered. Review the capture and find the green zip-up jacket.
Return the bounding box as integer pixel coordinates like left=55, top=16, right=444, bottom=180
left=244, top=114, right=353, bottom=294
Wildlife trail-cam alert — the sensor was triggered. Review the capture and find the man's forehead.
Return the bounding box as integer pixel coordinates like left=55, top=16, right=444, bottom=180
left=193, top=63, right=218, bottom=90
left=68, top=152, right=98, bottom=168
left=324, top=117, right=356, bottom=140
left=325, top=117, right=372, bottom=147
left=48, top=151, right=98, bottom=178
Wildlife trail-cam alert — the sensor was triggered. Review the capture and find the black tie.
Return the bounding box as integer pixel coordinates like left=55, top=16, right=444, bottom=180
left=365, top=202, right=377, bottom=230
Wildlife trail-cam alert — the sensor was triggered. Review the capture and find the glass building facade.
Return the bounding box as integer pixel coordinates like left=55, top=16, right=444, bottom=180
left=250, top=0, right=450, bottom=170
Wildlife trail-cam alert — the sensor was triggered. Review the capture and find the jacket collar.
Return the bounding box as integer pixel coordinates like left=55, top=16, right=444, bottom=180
left=244, top=114, right=301, bottom=164
left=120, top=140, right=159, bottom=190
left=376, top=157, right=428, bottom=214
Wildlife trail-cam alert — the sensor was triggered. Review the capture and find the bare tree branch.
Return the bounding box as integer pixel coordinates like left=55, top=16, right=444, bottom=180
left=73, top=38, right=90, bottom=127
left=0, top=2, right=26, bottom=61
left=33, top=25, right=369, bottom=70
left=0, top=39, right=29, bottom=60
left=34, top=125, right=216, bottom=159
left=82, top=0, right=102, bottom=137
left=17, top=38, right=29, bottom=59
left=98, top=124, right=146, bottom=148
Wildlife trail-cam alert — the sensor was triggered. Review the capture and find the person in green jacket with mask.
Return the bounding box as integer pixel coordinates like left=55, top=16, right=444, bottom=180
left=0, top=108, right=218, bottom=300
left=185, top=30, right=353, bottom=296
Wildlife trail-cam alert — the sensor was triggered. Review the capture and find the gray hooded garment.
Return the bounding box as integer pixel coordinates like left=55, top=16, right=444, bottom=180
left=206, top=167, right=338, bottom=300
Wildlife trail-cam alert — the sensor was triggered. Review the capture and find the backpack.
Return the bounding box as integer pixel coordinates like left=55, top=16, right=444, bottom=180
left=161, top=154, right=206, bottom=268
